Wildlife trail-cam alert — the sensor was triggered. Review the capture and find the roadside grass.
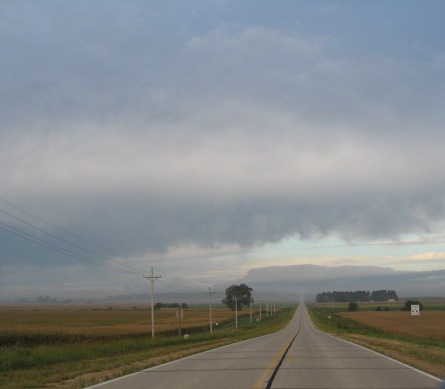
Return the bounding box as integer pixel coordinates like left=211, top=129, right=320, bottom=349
left=308, top=303, right=445, bottom=379
left=0, top=305, right=296, bottom=389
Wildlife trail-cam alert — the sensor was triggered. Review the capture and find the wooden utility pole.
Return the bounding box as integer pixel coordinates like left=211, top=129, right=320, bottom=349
left=235, top=296, right=238, bottom=330
left=207, top=286, right=215, bottom=334
left=143, top=267, right=162, bottom=338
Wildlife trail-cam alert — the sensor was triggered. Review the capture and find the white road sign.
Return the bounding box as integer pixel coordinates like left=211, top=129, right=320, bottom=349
left=411, top=304, right=420, bottom=315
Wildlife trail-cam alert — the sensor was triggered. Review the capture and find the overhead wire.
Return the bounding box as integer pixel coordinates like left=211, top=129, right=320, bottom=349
left=0, top=208, right=138, bottom=270
left=0, top=198, right=149, bottom=274
left=0, top=220, right=141, bottom=276
left=160, top=275, right=211, bottom=293
left=0, top=197, right=214, bottom=292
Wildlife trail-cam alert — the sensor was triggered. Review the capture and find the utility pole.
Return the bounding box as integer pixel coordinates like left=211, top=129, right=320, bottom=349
left=176, top=307, right=184, bottom=336
left=235, top=296, right=238, bottom=330
left=206, top=286, right=215, bottom=334
left=143, top=267, right=162, bottom=338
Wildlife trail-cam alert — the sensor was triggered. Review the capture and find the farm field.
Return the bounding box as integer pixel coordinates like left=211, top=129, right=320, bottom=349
left=0, top=303, right=295, bottom=389
left=339, top=310, right=445, bottom=341
left=0, top=304, right=240, bottom=341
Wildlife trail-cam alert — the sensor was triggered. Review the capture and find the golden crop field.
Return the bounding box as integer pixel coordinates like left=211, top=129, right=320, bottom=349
left=339, top=310, right=445, bottom=341
left=0, top=304, right=246, bottom=339
left=0, top=304, right=292, bottom=389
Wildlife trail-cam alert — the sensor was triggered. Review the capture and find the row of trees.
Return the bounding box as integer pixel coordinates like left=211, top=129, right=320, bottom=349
left=154, top=302, right=189, bottom=310
left=316, top=289, right=398, bottom=303
left=350, top=299, right=424, bottom=312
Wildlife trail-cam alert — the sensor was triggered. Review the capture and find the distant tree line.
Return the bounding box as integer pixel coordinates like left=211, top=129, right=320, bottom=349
left=36, top=295, right=58, bottom=304
left=316, top=290, right=398, bottom=303
left=154, top=302, right=189, bottom=310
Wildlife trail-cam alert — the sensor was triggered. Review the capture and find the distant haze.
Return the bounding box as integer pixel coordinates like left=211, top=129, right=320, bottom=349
left=238, top=265, right=445, bottom=299
left=7, top=264, right=444, bottom=304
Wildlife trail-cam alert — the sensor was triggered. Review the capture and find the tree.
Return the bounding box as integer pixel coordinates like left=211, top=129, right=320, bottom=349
left=222, top=284, right=253, bottom=311
left=348, top=302, right=359, bottom=311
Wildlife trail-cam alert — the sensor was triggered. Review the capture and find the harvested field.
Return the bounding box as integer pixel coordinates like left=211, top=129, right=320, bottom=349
left=339, top=310, right=445, bottom=341
left=0, top=304, right=243, bottom=345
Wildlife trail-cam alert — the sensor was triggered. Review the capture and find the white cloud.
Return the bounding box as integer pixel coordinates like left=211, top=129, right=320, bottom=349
left=187, top=25, right=324, bottom=55
left=406, top=252, right=445, bottom=261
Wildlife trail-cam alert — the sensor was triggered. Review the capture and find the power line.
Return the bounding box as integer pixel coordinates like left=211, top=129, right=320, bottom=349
left=0, top=221, right=140, bottom=276
left=161, top=274, right=209, bottom=291
left=0, top=208, right=144, bottom=273
left=0, top=197, right=218, bottom=292
left=0, top=211, right=212, bottom=290
left=0, top=197, right=126, bottom=259
left=0, top=202, right=150, bottom=275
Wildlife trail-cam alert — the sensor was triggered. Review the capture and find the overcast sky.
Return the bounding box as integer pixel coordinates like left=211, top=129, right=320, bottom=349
left=1, top=1, right=445, bottom=300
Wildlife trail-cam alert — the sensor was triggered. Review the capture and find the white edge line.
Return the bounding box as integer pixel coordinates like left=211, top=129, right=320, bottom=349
left=305, top=306, right=443, bottom=383
left=84, top=334, right=278, bottom=388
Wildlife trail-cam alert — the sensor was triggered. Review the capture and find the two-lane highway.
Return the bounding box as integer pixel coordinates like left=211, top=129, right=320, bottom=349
left=87, top=303, right=442, bottom=389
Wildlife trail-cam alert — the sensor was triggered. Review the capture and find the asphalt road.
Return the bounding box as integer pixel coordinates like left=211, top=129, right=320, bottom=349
left=87, top=304, right=442, bottom=389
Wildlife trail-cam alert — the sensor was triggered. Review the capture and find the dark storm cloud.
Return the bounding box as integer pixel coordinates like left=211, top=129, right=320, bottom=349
left=1, top=1, right=445, bottom=296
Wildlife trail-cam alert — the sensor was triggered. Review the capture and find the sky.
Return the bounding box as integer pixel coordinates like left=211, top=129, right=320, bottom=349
left=1, top=1, right=445, bottom=301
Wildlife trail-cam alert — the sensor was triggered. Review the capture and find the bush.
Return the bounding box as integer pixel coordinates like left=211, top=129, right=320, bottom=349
left=402, top=300, right=423, bottom=311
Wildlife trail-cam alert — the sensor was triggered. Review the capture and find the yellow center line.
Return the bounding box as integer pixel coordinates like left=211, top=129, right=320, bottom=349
left=252, top=341, right=290, bottom=389
left=252, top=318, right=302, bottom=389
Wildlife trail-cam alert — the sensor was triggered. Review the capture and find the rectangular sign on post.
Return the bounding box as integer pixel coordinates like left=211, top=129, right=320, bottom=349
left=411, top=304, right=420, bottom=316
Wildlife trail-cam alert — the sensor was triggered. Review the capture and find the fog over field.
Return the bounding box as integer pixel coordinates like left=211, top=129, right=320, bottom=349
left=1, top=2, right=445, bottom=301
